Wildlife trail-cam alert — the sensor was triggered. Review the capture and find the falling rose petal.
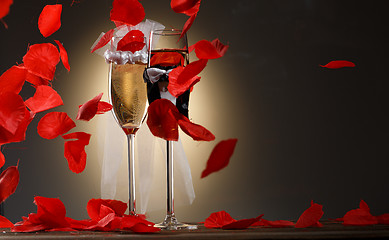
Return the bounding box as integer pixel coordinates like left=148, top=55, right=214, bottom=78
left=146, top=99, right=180, bottom=141
left=190, top=39, right=229, bottom=59
left=320, top=60, right=356, bottom=69
left=0, top=108, right=34, bottom=145
left=180, top=13, right=197, bottom=40
left=23, top=43, right=60, bottom=80
left=63, top=132, right=91, bottom=174
left=34, top=196, right=69, bottom=228
left=91, top=29, right=115, bottom=53
left=38, top=4, right=62, bottom=38
left=97, top=101, right=113, bottom=114
left=0, top=0, right=13, bottom=19
left=54, top=40, right=70, bottom=71
left=150, top=51, right=185, bottom=67
left=0, top=215, right=13, bottom=228
left=76, top=93, right=103, bottom=121
left=0, top=92, right=27, bottom=135
left=377, top=214, right=389, bottom=225
left=86, top=198, right=127, bottom=221
left=0, top=149, right=4, bottom=168
left=171, top=0, right=201, bottom=15
left=295, top=201, right=324, bottom=228
left=0, top=163, right=20, bottom=204
left=117, top=30, right=145, bottom=53
left=222, top=215, right=263, bottom=230
left=0, top=65, right=27, bottom=95
left=25, top=85, right=63, bottom=113
left=110, top=0, right=145, bottom=27
left=167, top=59, right=207, bottom=97
left=343, top=200, right=378, bottom=226
left=201, top=138, right=238, bottom=178
left=37, top=112, right=76, bottom=139
left=62, top=131, right=91, bottom=144
left=177, top=115, right=215, bottom=141
left=204, top=210, right=236, bottom=228
left=26, top=71, right=50, bottom=87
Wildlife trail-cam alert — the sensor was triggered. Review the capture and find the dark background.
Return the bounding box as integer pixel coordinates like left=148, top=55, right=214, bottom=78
left=1, top=0, right=388, bottom=223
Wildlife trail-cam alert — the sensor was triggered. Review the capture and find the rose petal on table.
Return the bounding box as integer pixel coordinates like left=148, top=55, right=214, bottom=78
left=0, top=65, right=27, bottom=95
left=146, top=99, right=180, bottom=141
left=23, top=43, right=60, bottom=80
left=76, top=93, right=103, bottom=121
left=37, top=112, right=76, bottom=139
left=222, top=215, right=263, bottom=230
left=0, top=0, right=13, bottom=19
left=295, top=201, right=324, bottom=228
left=320, top=60, right=355, bottom=69
left=0, top=163, right=19, bottom=204
left=0, top=214, right=14, bottom=228
left=204, top=210, right=236, bottom=228
left=86, top=199, right=127, bottom=221
left=343, top=200, right=378, bottom=226
left=376, top=213, right=389, bottom=225
left=54, top=40, right=70, bottom=71
left=177, top=115, right=215, bottom=141
left=117, top=30, right=145, bottom=53
left=130, top=222, right=161, bottom=233
left=0, top=108, right=34, bottom=145
left=0, top=92, right=27, bottom=135
left=38, top=4, right=62, bottom=38
left=110, top=0, right=145, bottom=27
left=190, top=39, right=229, bottom=59
left=97, top=101, right=113, bottom=114
left=34, top=196, right=69, bottom=228
left=201, top=138, right=238, bottom=178
left=253, top=219, right=295, bottom=227
left=150, top=51, right=185, bottom=67
left=91, top=29, right=114, bottom=53
left=25, top=85, right=63, bottom=113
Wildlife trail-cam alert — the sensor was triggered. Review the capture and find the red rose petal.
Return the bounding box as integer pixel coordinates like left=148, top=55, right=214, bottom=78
left=146, top=99, right=179, bottom=141
left=0, top=65, right=27, bottom=95
left=97, top=101, right=113, bottom=114
left=320, top=60, right=356, bottom=69
left=76, top=93, right=103, bottom=121
left=11, top=222, right=47, bottom=232
left=117, top=30, right=145, bottom=53
left=222, top=215, right=263, bottom=230
left=0, top=163, right=20, bottom=204
left=0, top=0, right=13, bottom=19
left=62, top=132, right=91, bottom=174
left=34, top=196, right=69, bottom=228
left=0, top=215, right=13, bottom=228
left=150, top=51, right=185, bottom=67
left=0, top=108, right=34, bottom=145
left=190, top=39, right=229, bottom=59
left=23, top=43, right=60, bottom=80
left=0, top=163, right=19, bottom=204
left=38, top=4, right=62, bottom=38
left=54, top=40, right=70, bottom=71
left=0, top=92, right=27, bottom=135
left=180, top=13, right=197, bottom=40
left=25, top=85, right=63, bottom=113
left=25, top=71, right=50, bottom=87
left=255, top=219, right=295, bottom=227
left=0, top=150, right=4, bottom=168
left=204, top=210, right=236, bottom=228
left=86, top=199, right=127, bottom=221
left=171, top=0, right=201, bottom=14
left=201, top=138, right=238, bottom=178
left=129, top=222, right=161, bottom=233
left=91, top=29, right=115, bottom=53
left=110, top=0, right=145, bottom=27
left=295, top=201, right=324, bottom=228
left=177, top=116, right=215, bottom=141
left=377, top=214, right=389, bottom=225
left=343, top=200, right=378, bottom=226
left=167, top=59, right=207, bottom=97
left=37, top=112, right=76, bottom=139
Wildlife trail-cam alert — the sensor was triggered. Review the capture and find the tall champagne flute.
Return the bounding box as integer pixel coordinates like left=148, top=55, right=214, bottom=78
left=146, top=29, right=196, bottom=230
left=108, top=37, right=148, bottom=215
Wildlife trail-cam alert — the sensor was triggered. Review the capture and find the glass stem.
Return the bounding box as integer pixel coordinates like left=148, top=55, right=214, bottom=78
left=127, top=133, right=136, bottom=215
left=166, top=140, right=175, bottom=218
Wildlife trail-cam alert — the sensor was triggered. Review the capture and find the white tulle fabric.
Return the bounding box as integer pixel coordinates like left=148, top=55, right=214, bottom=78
left=93, top=20, right=195, bottom=214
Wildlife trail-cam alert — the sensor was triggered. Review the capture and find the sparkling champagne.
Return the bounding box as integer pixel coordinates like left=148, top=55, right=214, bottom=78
left=110, top=62, right=148, bottom=132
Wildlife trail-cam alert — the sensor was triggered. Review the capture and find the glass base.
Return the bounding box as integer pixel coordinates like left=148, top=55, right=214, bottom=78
left=154, top=215, right=197, bottom=230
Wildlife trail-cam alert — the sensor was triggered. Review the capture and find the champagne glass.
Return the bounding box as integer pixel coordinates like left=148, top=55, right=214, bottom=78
left=146, top=29, right=196, bottom=230
left=108, top=37, right=148, bottom=215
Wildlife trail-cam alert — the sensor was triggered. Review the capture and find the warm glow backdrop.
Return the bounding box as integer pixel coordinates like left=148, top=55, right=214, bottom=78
left=1, top=0, right=388, bottom=223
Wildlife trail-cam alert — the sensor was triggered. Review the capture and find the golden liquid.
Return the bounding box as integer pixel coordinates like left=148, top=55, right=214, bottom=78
left=110, top=62, right=147, bottom=130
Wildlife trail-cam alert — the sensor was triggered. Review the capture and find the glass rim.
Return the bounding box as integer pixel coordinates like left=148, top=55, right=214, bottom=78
left=152, top=28, right=182, bottom=36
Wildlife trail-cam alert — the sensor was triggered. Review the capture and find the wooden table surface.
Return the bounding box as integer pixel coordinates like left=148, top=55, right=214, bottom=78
left=1, top=222, right=389, bottom=239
